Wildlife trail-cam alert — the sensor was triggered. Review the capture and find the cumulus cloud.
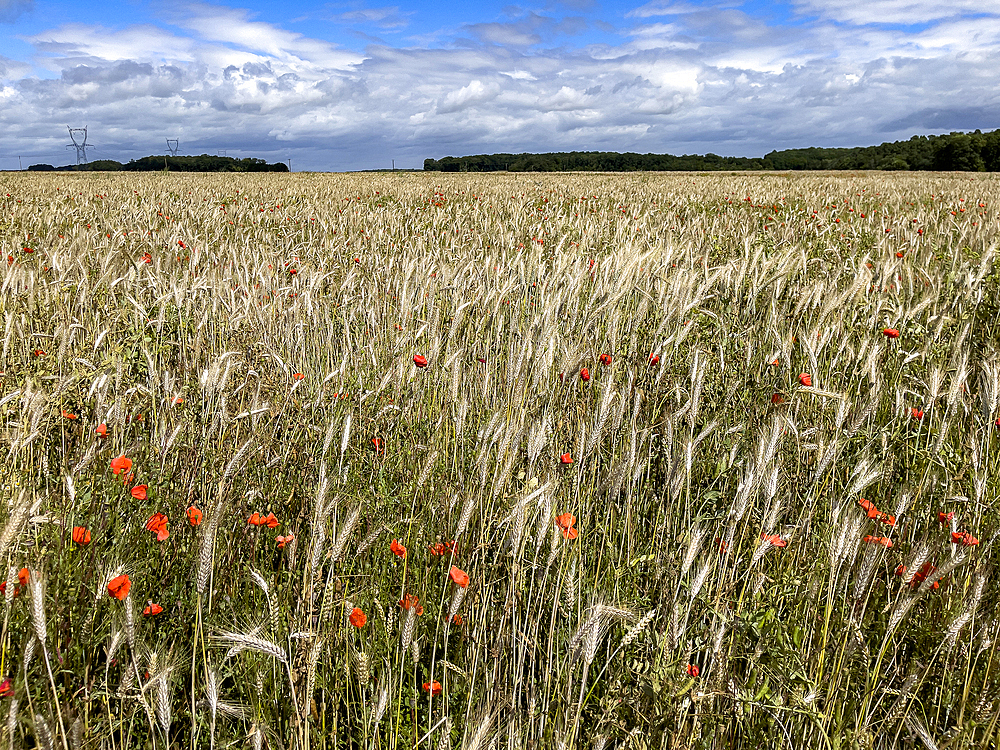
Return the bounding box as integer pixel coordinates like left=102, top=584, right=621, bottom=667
left=0, top=0, right=997, bottom=170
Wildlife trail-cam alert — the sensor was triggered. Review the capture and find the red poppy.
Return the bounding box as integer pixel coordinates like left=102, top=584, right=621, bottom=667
left=951, top=531, right=979, bottom=547
left=292, top=373, right=304, bottom=380
left=761, top=533, right=787, bottom=548
left=72, top=526, right=91, bottom=545
left=0, top=678, right=12, bottom=697
left=451, top=613, right=463, bottom=625
left=32, top=349, right=45, bottom=357
left=449, top=566, right=470, bottom=588
left=349, top=607, right=367, bottom=628
left=187, top=506, right=203, bottom=526
left=599, top=354, right=612, bottom=366
left=422, top=681, right=442, bottom=695
left=413, top=354, right=428, bottom=368
left=399, top=593, right=424, bottom=615
left=248, top=512, right=263, bottom=526
left=686, top=664, right=699, bottom=677
left=858, top=498, right=876, bottom=513
left=879, top=513, right=897, bottom=527
left=390, top=539, right=407, bottom=558
left=883, top=328, right=900, bottom=339
left=580, top=368, right=590, bottom=382
left=142, top=252, right=152, bottom=264
left=108, top=574, right=131, bottom=600
left=371, top=437, right=384, bottom=452
left=771, top=393, right=785, bottom=405
left=111, top=456, right=133, bottom=475
left=130, top=485, right=148, bottom=500
left=555, top=513, right=579, bottom=540
left=649, top=353, right=659, bottom=365
left=276, top=534, right=294, bottom=549
left=560, top=452, right=573, bottom=464
left=144, top=512, right=169, bottom=542
left=938, top=511, right=954, bottom=525
left=910, top=408, right=924, bottom=421
left=95, top=423, right=107, bottom=437
left=61, top=410, right=77, bottom=420
left=864, top=535, right=893, bottom=548
left=262, top=512, right=279, bottom=528
left=142, top=602, right=163, bottom=616
left=18, top=569, right=28, bottom=588
left=798, top=373, right=812, bottom=387
left=171, top=396, right=184, bottom=405
left=905, top=561, right=940, bottom=589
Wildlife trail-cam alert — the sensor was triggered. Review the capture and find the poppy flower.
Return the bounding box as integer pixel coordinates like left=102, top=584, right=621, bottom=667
left=108, top=574, right=131, bottom=600
left=261, top=512, right=279, bottom=529
left=0, top=678, right=12, bottom=697
left=883, top=328, right=900, bottom=339
left=144, top=512, right=169, bottom=542
left=111, top=456, right=133, bottom=475
left=187, top=506, right=203, bottom=526
left=413, top=354, right=429, bottom=368
left=580, top=368, right=590, bottom=382
left=32, top=350, right=45, bottom=357
left=18, top=569, right=28, bottom=588
left=938, top=511, right=954, bottom=524
left=910, top=408, right=924, bottom=421
left=449, top=566, right=470, bottom=588
left=390, top=539, right=407, bottom=558
left=798, top=373, right=812, bottom=387
left=863, top=535, right=893, bottom=548
left=72, top=526, right=91, bottom=545
left=555, top=513, right=579, bottom=540
left=686, top=664, right=699, bottom=677
left=276, top=534, right=294, bottom=549
left=451, top=613, right=463, bottom=625
left=422, top=681, right=442, bottom=695
left=248, top=512, right=263, bottom=526
left=171, top=396, right=184, bottom=405
left=142, top=602, right=163, bottom=616
left=371, top=437, right=384, bottom=453
left=761, top=533, right=787, bottom=548
left=879, top=513, right=897, bottom=527
left=292, top=373, right=304, bottom=380
left=906, top=561, right=940, bottom=589
left=130, top=485, right=148, bottom=501
left=951, top=531, right=979, bottom=547
left=859, top=498, right=876, bottom=513
left=95, top=423, right=107, bottom=437
left=142, top=252, right=152, bottom=264
left=349, top=607, right=366, bottom=628
left=61, top=410, right=77, bottom=420
left=599, top=354, right=612, bottom=366
left=649, top=354, right=659, bottom=366
left=398, top=593, right=423, bottom=615
left=771, top=393, right=785, bottom=405
left=560, top=452, right=573, bottom=464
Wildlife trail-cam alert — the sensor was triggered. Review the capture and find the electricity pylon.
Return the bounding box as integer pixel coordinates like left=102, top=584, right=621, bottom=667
left=67, top=126, right=93, bottom=164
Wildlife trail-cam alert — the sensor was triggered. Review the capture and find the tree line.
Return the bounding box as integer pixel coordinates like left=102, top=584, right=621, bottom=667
left=28, top=155, right=289, bottom=173
left=423, top=130, right=1000, bottom=173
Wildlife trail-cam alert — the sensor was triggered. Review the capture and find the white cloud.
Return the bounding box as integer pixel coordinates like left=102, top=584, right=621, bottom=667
left=789, top=0, right=1000, bottom=25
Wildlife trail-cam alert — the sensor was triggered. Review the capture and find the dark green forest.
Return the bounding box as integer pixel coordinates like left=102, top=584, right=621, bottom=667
left=28, top=154, right=289, bottom=173
left=423, top=129, right=1000, bottom=173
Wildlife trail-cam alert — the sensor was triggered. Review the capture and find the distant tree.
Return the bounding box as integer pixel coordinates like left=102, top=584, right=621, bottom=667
left=28, top=164, right=55, bottom=171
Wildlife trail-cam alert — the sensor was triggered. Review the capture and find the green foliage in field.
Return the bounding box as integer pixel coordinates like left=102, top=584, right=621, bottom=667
left=0, top=171, right=997, bottom=750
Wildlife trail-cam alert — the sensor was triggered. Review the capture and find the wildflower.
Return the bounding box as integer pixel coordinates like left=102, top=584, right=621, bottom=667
left=580, top=368, right=590, bottom=382
left=451, top=613, right=463, bottom=625
left=349, top=607, right=367, bottom=628
left=0, top=678, right=12, bottom=697
left=110, top=456, right=133, bottom=475
left=171, top=396, right=184, bottom=405
left=555, top=513, right=579, bottom=540
left=248, top=512, right=263, bottom=526
left=798, top=373, right=812, bottom=387
left=910, top=408, right=924, bottom=421
left=390, top=539, right=407, bottom=558
left=142, top=252, right=152, bottom=264
left=907, top=561, right=940, bottom=589
left=449, top=566, right=470, bottom=588
left=32, top=349, right=45, bottom=357
left=863, top=535, right=893, bottom=548
left=142, top=602, right=163, bottom=616
left=130, top=485, right=148, bottom=500
left=422, top=681, right=442, bottom=695
left=262, top=512, right=279, bottom=529
left=145, top=512, right=169, bottom=542
left=761, top=533, right=787, bottom=548
left=599, top=353, right=612, bottom=366
left=883, top=328, right=900, bottom=339
left=292, top=373, right=304, bottom=380
left=108, top=574, right=131, bottom=600
left=399, top=593, right=424, bottom=615
left=276, top=534, right=294, bottom=549
left=560, top=452, right=573, bottom=464
left=95, top=423, right=107, bottom=437
left=187, top=506, right=203, bottom=526
left=649, top=354, right=659, bottom=365
left=371, top=437, right=384, bottom=452
left=879, top=513, right=897, bottom=527
left=951, top=531, right=979, bottom=547
left=771, top=393, right=785, bottom=405
left=937, top=511, right=954, bottom=525
left=72, top=526, right=91, bottom=545
left=413, top=354, right=428, bottom=368
left=18, top=569, right=28, bottom=588
left=686, top=664, right=699, bottom=677
left=61, top=410, right=77, bottom=420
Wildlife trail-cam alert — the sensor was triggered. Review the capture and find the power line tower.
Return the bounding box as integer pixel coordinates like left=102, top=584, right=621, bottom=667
left=67, top=126, right=93, bottom=165
left=166, top=138, right=180, bottom=156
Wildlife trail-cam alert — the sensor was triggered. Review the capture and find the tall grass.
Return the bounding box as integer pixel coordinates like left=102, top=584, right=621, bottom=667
left=0, top=170, right=997, bottom=749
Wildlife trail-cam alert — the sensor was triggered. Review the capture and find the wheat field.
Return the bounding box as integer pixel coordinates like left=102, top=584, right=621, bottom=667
left=0, top=169, right=997, bottom=750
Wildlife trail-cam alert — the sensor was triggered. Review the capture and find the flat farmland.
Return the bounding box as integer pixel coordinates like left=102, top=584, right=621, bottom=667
left=0, top=170, right=998, bottom=750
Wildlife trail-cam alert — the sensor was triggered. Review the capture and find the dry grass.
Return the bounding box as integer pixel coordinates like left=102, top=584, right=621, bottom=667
left=0, top=169, right=997, bottom=749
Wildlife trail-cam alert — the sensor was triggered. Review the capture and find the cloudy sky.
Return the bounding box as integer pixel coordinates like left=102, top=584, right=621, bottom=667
left=1, top=0, right=998, bottom=171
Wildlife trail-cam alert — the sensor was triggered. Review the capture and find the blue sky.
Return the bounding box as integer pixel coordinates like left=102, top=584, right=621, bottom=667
left=1, top=0, right=998, bottom=170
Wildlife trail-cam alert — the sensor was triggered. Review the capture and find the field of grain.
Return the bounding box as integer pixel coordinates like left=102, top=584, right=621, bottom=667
left=0, top=169, right=997, bottom=750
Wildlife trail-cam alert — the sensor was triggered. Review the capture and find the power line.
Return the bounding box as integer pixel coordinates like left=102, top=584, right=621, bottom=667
left=166, top=138, right=179, bottom=156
